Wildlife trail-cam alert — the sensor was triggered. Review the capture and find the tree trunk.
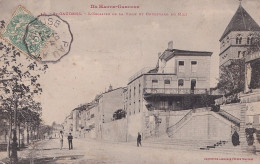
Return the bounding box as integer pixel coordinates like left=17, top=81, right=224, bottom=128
left=7, top=115, right=12, bottom=158
left=27, top=125, right=29, bottom=145
left=18, top=123, right=20, bottom=148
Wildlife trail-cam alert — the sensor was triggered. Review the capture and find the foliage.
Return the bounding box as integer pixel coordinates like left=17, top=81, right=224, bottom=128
left=217, top=59, right=245, bottom=96
left=113, top=109, right=126, bottom=120
left=0, top=22, right=48, bottom=148
left=247, top=32, right=260, bottom=89
left=247, top=32, right=260, bottom=54
left=245, top=128, right=256, bottom=146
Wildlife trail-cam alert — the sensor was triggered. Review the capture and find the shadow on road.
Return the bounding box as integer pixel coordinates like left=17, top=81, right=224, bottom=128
left=2, top=155, right=84, bottom=164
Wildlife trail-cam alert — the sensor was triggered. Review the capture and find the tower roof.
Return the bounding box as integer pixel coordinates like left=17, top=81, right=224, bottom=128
left=220, top=4, right=260, bottom=41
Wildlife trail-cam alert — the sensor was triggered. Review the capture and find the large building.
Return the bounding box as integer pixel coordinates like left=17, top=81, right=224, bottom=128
left=125, top=41, right=215, bottom=140
left=63, top=86, right=126, bottom=139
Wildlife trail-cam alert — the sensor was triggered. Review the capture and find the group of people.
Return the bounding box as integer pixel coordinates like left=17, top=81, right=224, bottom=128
left=59, top=131, right=73, bottom=150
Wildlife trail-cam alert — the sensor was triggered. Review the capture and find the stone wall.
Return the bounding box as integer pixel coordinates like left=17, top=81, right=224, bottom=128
left=127, top=113, right=143, bottom=141
left=102, top=118, right=127, bottom=142
left=171, top=111, right=234, bottom=141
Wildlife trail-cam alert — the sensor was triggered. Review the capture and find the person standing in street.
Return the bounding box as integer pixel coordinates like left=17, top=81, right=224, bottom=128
left=59, top=131, right=63, bottom=150
left=137, top=132, right=142, bottom=147
left=68, top=133, right=73, bottom=150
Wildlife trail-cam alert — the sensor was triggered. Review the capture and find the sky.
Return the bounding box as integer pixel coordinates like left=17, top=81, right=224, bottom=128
left=1, top=0, right=260, bottom=125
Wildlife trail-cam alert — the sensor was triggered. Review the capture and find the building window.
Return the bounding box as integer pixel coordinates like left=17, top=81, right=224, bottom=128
left=236, top=34, right=242, bottom=44
left=129, top=89, right=131, bottom=98
left=178, top=61, right=185, bottom=72
left=247, top=34, right=253, bottom=45
left=164, top=79, right=170, bottom=84
left=242, top=51, right=246, bottom=57
left=139, top=100, right=141, bottom=112
left=152, top=79, right=158, bottom=88
left=226, top=36, right=230, bottom=43
left=191, top=79, right=196, bottom=90
left=178, top=79, right=184, bottom=87
left=134, top=87, right=136, bottom=97
left=238, top=51, right=241, bottom=58
left=139, top=84, right=141, bottom=94
left=191, top=61, right=197, bottom=73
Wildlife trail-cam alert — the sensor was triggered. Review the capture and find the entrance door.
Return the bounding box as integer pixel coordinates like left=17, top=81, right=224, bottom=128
left=191, top=79, right=196, bottom=94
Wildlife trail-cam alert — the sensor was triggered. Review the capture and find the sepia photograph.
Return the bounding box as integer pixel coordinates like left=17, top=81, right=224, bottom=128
left=0, top=0, right=260, bottom=163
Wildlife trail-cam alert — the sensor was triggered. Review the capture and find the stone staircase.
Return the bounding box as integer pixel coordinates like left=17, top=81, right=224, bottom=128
left=143, top=138, right=219, bottom=151
left=200, top=140, right=244, bottom=154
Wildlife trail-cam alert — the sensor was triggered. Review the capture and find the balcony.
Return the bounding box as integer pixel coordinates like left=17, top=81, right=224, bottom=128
left=143, top=88, right=209, bottom=96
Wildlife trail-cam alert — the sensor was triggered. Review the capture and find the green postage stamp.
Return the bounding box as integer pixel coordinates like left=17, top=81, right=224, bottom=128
left=1, top=6, right=53, bottom=59
left=0, top=5, right=73, bottom=63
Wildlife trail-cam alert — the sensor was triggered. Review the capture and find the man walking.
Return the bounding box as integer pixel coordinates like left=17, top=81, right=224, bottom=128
left=68, top=133, right=73, bottom=150
left=59, top=131, right=63, bottom=150
left=137, top=132, right=142, bottom=147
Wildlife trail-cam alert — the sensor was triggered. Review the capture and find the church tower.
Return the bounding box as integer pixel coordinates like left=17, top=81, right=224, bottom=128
left=219, top=2, right=260, bottom=67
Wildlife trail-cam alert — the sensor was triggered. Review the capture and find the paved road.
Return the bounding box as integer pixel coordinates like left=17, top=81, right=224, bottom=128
left=1, top=138, right=260, bottom=164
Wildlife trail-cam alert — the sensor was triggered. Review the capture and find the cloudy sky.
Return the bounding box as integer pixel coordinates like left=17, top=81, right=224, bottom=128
left=1, top=0, right=260, bottom=125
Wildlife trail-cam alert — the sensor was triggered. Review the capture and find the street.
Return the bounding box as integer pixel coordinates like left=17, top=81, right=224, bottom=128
left=0, top=139, right=259, bottom=164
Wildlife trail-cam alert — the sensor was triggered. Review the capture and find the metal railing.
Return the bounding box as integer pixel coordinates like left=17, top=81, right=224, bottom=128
left=217, top=109, right=240, bottom=126
left=167, top=107, right=210, bottom=137
left=128, top=67, right=154, bottom=83
left=128, top=67, right=176, bottom=83
left=144, top=88, right=209, bottom=95
left=167, top=110, right=193, bottom=137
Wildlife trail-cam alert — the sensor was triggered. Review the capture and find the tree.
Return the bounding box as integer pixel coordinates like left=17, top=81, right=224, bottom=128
left=247, top=32, right=260, bottom=89
left=0, top=34, right=48, bottom=159
left=113, top=109, right=126, bottom=120
left=217, top=59, right=245, bottom=96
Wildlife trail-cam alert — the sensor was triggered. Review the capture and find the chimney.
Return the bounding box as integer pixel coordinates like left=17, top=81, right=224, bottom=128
left=108, top=84, right=113, bottom=91
left=158, top=52, right=161, bottom=58
left=168, top=41, right=173, bottom=49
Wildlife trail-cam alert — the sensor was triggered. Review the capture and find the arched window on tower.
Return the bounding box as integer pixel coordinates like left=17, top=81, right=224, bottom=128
left=236, top=34, right=242, bottom=44
left=247, top=34, right=253, bottom=44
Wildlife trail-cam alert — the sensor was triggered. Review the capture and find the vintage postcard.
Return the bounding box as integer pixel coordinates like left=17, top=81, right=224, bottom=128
left=1, top=0, right=260, bottom=163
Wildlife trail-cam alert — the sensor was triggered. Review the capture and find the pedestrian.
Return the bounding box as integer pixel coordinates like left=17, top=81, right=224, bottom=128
left=59, top=131, right=63, bottom=150
left=68, top=133, right=73, bottom=150
left=137, top=132, right=142, bottom=147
